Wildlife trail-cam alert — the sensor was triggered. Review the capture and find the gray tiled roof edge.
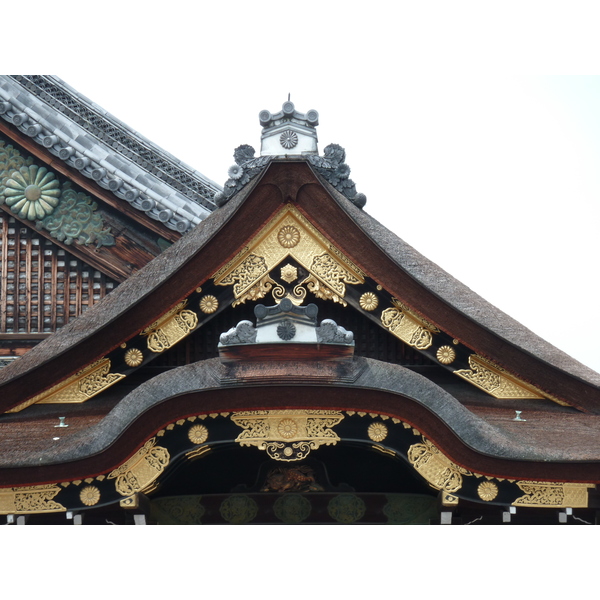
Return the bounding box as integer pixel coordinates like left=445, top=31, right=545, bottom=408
left=0, top=76, right=222, bottom=234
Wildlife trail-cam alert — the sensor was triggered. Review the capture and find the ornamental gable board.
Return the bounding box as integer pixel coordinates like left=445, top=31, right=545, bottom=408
left=0, top=91, right=598, bottom=524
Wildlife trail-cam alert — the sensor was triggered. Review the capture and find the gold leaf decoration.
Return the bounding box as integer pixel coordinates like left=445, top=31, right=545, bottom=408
left=436, top=346, right=456, bottom=365
left=280, top=264, right=298, bottom=284
left=107, top=438, right=170, bottom=497
left=380, top=299, right=438, bottom=350
left=199, top=295, right=219, bottom=314
left=213, top=205, right=364, bottom=307
left=188, top=424, right=209, bottom=445
left=454, top=355, right=553, bottom=401
left=142, top=301, right=198, bottom=353
left=0, top=485, right=65, bottom=514
left=80, top=485, right=101, bottom=507
left=367, top=422, right=388, bottom=442
left=232, top=410, right=343, bottom=462
left=124, top=348, right=144, bottom=367
left=407, top=437, right=471, bottom=493
left=477, top=481, right=498, bottom=502
left=9, top=358, right=125, bottom=412
left=512, top=481, right=594, bottom=508
left=277, top=225, right=300, bottom=248
left=359, top=292, right=379, bottom=311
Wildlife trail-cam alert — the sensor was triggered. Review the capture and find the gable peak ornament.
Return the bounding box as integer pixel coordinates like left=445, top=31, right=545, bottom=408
left=259, top=100, right=319, bottom=157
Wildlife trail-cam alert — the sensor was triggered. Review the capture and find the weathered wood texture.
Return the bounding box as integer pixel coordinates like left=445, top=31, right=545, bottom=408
left=0, top=211, right=117, bottom=335
left=0, top=129, right=174, bottom=281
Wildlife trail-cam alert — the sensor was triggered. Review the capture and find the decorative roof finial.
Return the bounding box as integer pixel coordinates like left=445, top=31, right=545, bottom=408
left=258, top=101, right=319, bottom=157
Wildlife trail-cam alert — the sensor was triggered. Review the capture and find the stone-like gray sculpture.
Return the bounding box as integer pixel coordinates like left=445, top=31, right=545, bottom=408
left=316, top=319, right=354, bottom=344
left=219, top=320, right=257, bottom=346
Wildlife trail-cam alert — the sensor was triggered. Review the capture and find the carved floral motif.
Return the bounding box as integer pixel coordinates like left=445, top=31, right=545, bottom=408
left=454, top=355, right=546, bottom=400
left=368, top=422, right=388, bottom=442
left=124, top=348, right=144, bottom=367
left=407, top=437, right=471, bottom=493
left=80, top=485, right=101, bottom=506
left=199, top=295, right=219, bottom=314
left=232, top=410, right=343, bottom=461
left=142, top=301, right=198, bottom=353
left=359, top=292, right=379, bottom=311
left=108, top=438, right=170, bottom=497
left=2, top=165, right=60, bottom=220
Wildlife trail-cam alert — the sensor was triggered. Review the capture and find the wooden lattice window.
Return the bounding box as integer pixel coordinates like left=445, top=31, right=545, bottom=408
left=0, top=211, right=118, bottom=333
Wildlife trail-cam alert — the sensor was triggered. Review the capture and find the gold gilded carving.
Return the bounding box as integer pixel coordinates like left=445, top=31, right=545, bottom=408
left=80, top=486, right=101, bottom=507
left=0, top=485, right=65, bottom=515
left=9, top=358, right=125, bottom=413
left=477, top=481, right=499, bottom=502
left=368, top=422, right=388, bottom=442
left=233, top=274, right=277, bottom=307
left=142, top=301, right=198, bottom=353
left=280, top=264, right=298, bottom=284
left=232, top=410, right=343, bottom=461
left=408, top=437, right=471, bottom=493
left=304, top=252, right=362, bottom=298
left=188, top=424, right=209, bottom=445
left=513, top=481, right=594, bottom=508
left=436, top=346, right=456, bottom=365
left=454, top=355, right=556, bottom=401
left=108, top=438, right=170, bottom=497
left=124, top=348, right=143, bottom=367
left=213, top=205, right=364, bottom=306
left=381, top=299, right=438, bottom=350
left=199, top=295, right=219, bottom=314
left=278, top=225, right=300, bottom=248
left=272, top=281, right=307, bottom=306
left=359, top=292, right=379, bottom=311
left=219, top=254, right=269, bottom=298
left=302, top=274, right=347, bottom=306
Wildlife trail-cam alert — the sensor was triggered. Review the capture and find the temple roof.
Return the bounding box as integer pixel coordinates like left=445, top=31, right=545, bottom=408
left=0, top=98, right=599, bottom=499
left=0, top=76, right=221, bottom=233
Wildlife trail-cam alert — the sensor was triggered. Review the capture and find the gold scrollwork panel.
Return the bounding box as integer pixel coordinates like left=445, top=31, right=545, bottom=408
left=7, top=358, right=125, bottom=413
left=453, top=355, right=566, bottom=403
left=108, top=438, right=170, bottom=497
left=213, top=205, right=364, bottom=306
left=513, top=481, right=594, bottom=508
left=407, top=437, right=472, bottom=493
left=141, top=300, right=198, bottom=353
left=231, top=410, right=344, bottom=461
left=381, top=299, right=438, bottom=350
left=0, top=485, right=66, bottom=514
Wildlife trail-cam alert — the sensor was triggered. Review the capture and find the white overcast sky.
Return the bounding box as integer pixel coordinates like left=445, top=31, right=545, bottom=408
left=11, top=3, right=600, bottom=374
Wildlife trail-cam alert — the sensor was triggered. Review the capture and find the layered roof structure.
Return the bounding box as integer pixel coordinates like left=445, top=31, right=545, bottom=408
left=0, top=90, right=598, bottom=525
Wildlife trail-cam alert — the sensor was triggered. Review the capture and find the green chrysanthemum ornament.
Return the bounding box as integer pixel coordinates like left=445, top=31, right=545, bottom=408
left=2, top=165, right=60, bottom=220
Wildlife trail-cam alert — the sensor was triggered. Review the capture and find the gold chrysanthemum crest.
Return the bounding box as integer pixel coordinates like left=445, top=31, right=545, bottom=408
left=277, top=418, right=299, bottom=439
left=124, top=348, right=144, bottom=367
left=80, top=485, right=101, bottom=506
left=188, top=424, right=209, bottom=445
left=199, top=295, right=219, bottom=314
left=277, top=225, right=300, bottom=248
left=368, top=422, right=388, bottom=442
left=477, top=481, right=499, bottom=502
left=436, top=346, right=456, bottom=365
left=359, top=292, right=379, bottom=311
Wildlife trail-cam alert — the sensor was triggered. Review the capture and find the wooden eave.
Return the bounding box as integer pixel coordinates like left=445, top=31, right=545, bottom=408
left=0, top=160, right=599, bottom=417
left=0, top=119, right=180, bottom=282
